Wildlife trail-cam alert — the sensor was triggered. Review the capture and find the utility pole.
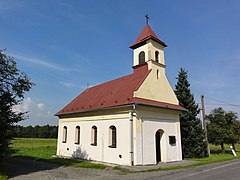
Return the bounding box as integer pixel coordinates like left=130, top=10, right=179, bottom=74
left=201, top=95, right=210, bottom=155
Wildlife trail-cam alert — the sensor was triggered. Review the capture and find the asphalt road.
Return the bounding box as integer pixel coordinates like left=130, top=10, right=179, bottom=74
left=4, top=157, right=240, bottom=180
left=146, top=159, right=240, bottom=180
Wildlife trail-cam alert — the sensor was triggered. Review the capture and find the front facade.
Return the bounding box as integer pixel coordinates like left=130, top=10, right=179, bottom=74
left=56, top=22, right=184, bottom=166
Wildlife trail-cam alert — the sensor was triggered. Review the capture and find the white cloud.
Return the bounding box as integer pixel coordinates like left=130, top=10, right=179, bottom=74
left=10, top=53, right=81, bottom=72
left=36, top=103, right=45, bottom=111
left=59, top=81, right=77, bottom=88
left=13, top=97, right=32, bottom=112
left=13, top=97, right=57, bottom=126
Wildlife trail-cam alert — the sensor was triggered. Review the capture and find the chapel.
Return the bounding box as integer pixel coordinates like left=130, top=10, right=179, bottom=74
left=56, top=19, right=185, bottom=166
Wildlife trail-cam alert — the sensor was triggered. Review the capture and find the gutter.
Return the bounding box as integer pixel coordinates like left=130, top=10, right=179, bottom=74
left=56, top=101, right=185, bottom=117
left=56, top=104, right=134, bottom=117
left=129, top=104, right=135, bottom=166
left=134, top=102, right=187, bottom=112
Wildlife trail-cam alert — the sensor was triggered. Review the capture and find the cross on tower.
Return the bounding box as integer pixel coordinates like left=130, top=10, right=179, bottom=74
left=145, top=14, right=149, bottom=24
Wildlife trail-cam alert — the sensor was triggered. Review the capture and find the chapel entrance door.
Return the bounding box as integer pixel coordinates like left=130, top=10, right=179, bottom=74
left=155, top=129, right=164, bottom=164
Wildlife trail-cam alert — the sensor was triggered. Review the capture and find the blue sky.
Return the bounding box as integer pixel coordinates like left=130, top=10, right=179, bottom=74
left=1, top=0, right=240, bottom=126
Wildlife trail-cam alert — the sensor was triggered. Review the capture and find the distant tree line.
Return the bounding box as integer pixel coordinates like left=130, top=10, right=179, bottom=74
left=13, top=125, right=58, bottom=138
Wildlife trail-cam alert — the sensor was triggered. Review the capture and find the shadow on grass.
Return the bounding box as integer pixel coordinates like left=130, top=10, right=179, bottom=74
left=0, top=156, right=60, bottom=178
left=210, top=149, right=233, bottom=154
left=1, top=155, right=106, bottom=178
left=1, top=146, right=106, bottom=178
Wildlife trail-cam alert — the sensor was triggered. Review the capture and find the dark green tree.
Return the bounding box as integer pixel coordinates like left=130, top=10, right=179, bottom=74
left=175, top=68, right=208, bottom=158
left=206, top=107, right=239, bottom=153
left=12, top=125, right=58, bottom=138
left=0, top=50, right=34, bottom=157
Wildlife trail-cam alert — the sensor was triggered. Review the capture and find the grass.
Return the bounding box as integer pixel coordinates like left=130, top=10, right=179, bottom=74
left=0, top=174, right=7, bottom=180
left=2, top=138, right=240, bottom=177
left=113, top=143, right=240, bottom=174
left=142, top=143, right=240, bottom=172
left=10, top=138, right=106, bottom=169
left=0, top=164, right=8, bottom=180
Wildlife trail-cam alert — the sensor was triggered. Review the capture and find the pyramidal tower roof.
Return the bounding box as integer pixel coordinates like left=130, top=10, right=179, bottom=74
left=130, top=24, right=167, bottom=49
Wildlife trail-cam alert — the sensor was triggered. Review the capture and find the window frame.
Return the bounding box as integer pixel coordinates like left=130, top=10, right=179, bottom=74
left=75, top=126, right=80, bottom=144
left=155, top=51, right=159, bottom=63
left=138, top=51, right=145, bottom=65
left=62, top=126, right=67, bottom=143
left=169, top=136, right=176, bottom=145
left=108, top=125, right=117, bottom=148
left=91, top=126, right=97, bottom=146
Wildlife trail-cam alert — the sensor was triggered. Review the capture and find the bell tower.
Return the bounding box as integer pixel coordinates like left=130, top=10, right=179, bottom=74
left=131, top=16, right=179, bottom=105
left=130, top=16, right=167, bottom=72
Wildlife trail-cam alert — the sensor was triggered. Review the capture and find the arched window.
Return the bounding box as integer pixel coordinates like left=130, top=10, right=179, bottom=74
left=75, top=126, right=80, bottom=144
left=138, top=51, right=145, bottom=65
left=62, top=126, right=67, bottom=143
left=109, top=126, right=117, bottom=148
left=155, top=51, right=159, bottom=63
left=91, top=126, right=97, bottom=146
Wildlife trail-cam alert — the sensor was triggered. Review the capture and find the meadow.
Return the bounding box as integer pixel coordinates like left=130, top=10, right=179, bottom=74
left=0, top=138, right=105, bottom=180
left=0, top=138, right=240, bottom=179
left=10, top=138, right=106, bottom=169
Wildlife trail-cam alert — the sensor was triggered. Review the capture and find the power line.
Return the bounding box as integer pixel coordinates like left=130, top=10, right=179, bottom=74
left=204, top=96, right=240, bottom=108
left=197, top=103, right=240, bottom=107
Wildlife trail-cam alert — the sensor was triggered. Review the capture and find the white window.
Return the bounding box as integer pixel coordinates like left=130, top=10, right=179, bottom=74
left=62, top=126, right=67, bottom=143
left=109, top=126, right=117, bottom=148
left=75, top=126, right=80, bottom=144
left=91, top=126, right=97, bottom=146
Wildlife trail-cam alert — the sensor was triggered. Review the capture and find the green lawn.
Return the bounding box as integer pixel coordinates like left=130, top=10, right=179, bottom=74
left=10, top=138, right=106, bottom=169
left=191, top=144, right=240, bottom=165
left=0, top=174, right=7, bottom=180
left=0, top=164, right=7, bottom=180
left=139, top=143, right=240, bottom=172
left=1, top=138, right=239, bottom=177
left=10, top=138, right=240, bottom=168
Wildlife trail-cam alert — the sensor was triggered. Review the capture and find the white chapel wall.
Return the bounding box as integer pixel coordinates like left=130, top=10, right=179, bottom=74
left=133, top=107, right=182, bottom=165
left=57, top=114, right=132, bottom=166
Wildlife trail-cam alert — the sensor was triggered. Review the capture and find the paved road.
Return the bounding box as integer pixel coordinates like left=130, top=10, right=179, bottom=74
left=4, top=157, right=240, bottom=180
left=145, top=159, right=240, bottom=180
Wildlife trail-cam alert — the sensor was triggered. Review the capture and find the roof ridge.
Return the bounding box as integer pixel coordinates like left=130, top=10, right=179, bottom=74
left=56, top=64, right=150, bottom=116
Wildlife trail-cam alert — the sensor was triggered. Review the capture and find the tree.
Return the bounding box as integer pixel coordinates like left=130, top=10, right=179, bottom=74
left=0, top=50, right=34, bottom=157
left=206, top=107, right=239, bottom=153
left=12, top=125, right=58, bottom=138
left=175, top=68, right=208, bottom=158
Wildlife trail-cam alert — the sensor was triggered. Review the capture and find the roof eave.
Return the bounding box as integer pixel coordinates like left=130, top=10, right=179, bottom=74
left=55, top=104, right=135, bottom=117
left=135, top=102, right=187, bottom=112
left=56, top=101, right=186, bottom=117
left=129, top=37, right=167, bottom=49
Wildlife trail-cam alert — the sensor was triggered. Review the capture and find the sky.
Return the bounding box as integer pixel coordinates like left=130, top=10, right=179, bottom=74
left=0, top=0, right=240, bottom=126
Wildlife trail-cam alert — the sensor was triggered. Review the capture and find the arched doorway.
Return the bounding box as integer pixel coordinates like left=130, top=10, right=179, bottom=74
left=155, top=129, right=164, bottom=164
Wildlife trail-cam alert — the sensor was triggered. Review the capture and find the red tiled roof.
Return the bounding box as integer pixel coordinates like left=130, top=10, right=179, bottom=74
left=56, top=64, right=150, bottom=115
left=56, top=64, right=186, bottom=116
left=130, top=24, right=167, bottom=49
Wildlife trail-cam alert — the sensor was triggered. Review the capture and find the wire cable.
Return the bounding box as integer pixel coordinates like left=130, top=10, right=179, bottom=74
left=203, top=96, right=240, bottom=107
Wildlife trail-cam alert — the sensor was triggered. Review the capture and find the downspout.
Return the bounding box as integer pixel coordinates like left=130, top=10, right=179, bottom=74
left=141, top=114, right=144, bottom=166
left=129, top=105, right=135, bottom=166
